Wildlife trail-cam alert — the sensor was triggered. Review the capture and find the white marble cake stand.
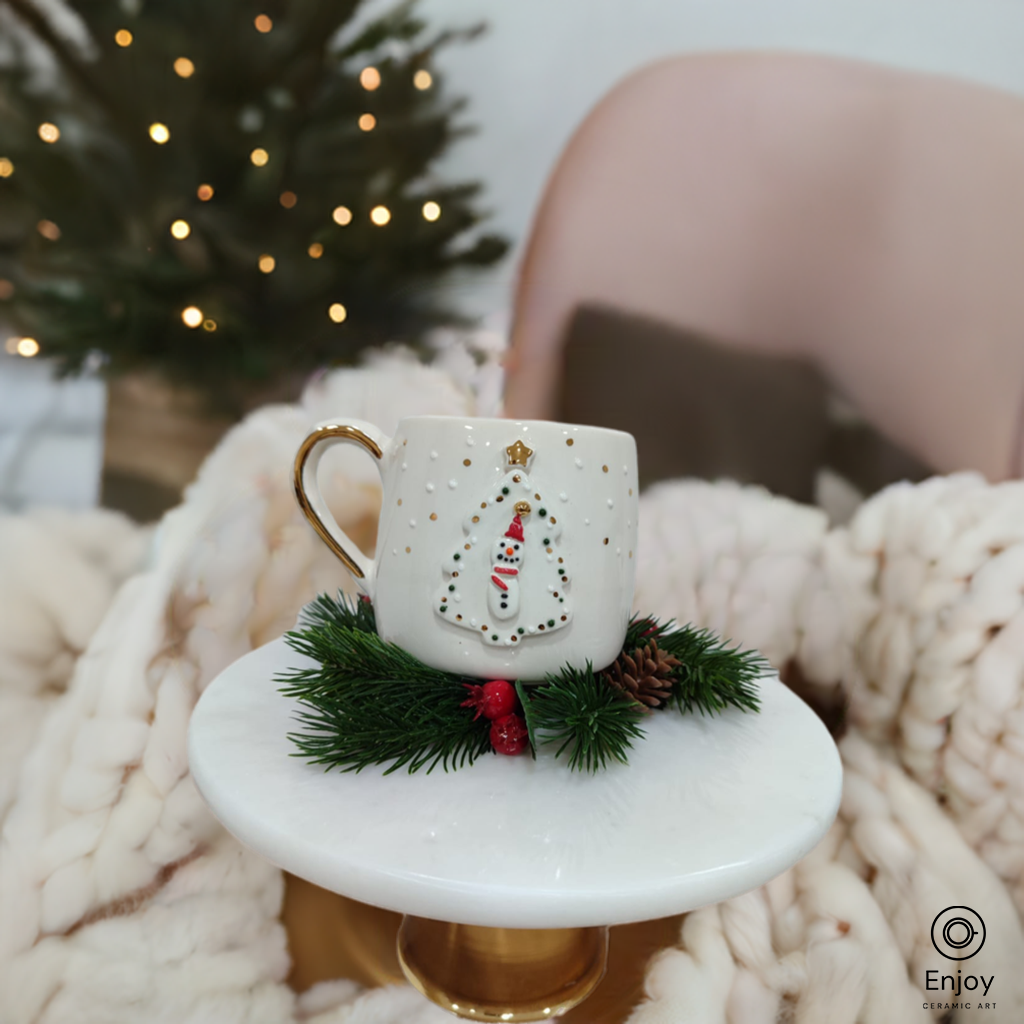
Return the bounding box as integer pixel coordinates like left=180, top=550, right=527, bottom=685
left=189, top=637, right=842, bottom=1022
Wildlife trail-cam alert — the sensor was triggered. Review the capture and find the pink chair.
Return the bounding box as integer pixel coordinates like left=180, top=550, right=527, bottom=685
left=506, top=53, right=1024, bottom=482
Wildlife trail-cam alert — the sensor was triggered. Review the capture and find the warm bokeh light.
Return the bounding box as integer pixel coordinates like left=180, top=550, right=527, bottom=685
left=4, top=337, right=17, bottom=354
left=149, top=122, right=170, bottom=144
left=422, top=201, right=441, bottom=222
left=16, top=337, right=40, bottom=357
left=170, top=219, right=191, bottom=240
left=413, top=70, right=432, bottom=90
left=0, top=280, right=14, bottom=300
left=174, top=57, right=195, bottom=78
left=280, top=190, right=297, bottom=209
left=332, top=205, right=352, bottom=226
left=250, top=147, right=269, bottom=167
left=307, top=243, right=324, bottom=259
left=258, top=254, right=276, bottom=273
left=202, top=319, right=217, bottom=332
left=38, top=123, right=60, bottom=143
left=0, top=158, right=13, bottom=178
left=181, top=306, right=203, bottom=328
left=358, top=113, right=376, bottom=132
left=328, top=303, right=347, bottom=323
left=370, top=205, right=391, bottom=226
left=360, top=67, right=381, bottom=91
left=197, top=183, right=214, bottom=201
left=254, top=14, right=273, bottom=33
left=115, top=29, right=133, bottom=47
left=37, top=220, right=61, bottom=241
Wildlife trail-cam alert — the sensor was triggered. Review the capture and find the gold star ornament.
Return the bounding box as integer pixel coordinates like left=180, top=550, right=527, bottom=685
left=505, top=438, right=534, bottom=467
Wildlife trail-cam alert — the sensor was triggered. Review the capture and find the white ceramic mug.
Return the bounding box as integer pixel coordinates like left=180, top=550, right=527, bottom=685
left=294, top=415, right=639, bottom=679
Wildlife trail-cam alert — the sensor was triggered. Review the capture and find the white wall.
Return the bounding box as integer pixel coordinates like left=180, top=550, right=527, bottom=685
left=410, top=0, right=1024, bottom=317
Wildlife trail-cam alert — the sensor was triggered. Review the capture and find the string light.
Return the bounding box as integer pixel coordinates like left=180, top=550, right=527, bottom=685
left=16, top=337, right=40, bottom=357
left=37, top=220, right=60, bottom=241
left=307, top=243, right=323, bottom=259
left=328, top=303, right=347, bottom=323
left=197, top=183, right=214, bottom=201
left=370, top=205, right=391, bottom=226
left=258, top=254, right=275, bottom=273
left=254, top=14, right=273, bottom=33
left=413, top=70, right=432, bottom=90
left=181, top=306, right=203, bottom=328
left=174, top=57, right=195, bottom=78
left=202, top=319, right=217, bottom=332
left=170, top=219, right=191, bottom=240
left=358, top=113, right=376, bottom=132
left=149, top=122, right=170, bottom=144
left=360, top=67, right=381, bottom=91
left=279, top=191, right=297, bottom=209
left=422, top=201, right=441, bottom=222
left=0, top=158, right=13, bottom=178
left=332, top=205, right=352, bottom=226
left=250, top=147, right=269, bottom=166
left=115, top=29, right=133, bottom=47
left=38, top=123, right=60, bottom=143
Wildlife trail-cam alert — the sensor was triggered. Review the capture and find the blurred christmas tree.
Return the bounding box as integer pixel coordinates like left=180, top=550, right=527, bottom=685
left=0, top=0, right=507, bottom=408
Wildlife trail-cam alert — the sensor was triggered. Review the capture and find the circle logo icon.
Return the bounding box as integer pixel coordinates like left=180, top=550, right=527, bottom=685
left=931, top=906, right=986, bottom=960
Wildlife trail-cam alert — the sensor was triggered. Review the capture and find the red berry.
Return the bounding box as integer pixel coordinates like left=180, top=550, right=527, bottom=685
left=490, top=713, right=529, bottom=756
left=461, top=680, right=518, bottom=721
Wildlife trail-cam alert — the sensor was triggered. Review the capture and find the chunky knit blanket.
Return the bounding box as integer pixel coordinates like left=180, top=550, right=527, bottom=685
left=2, top=354, right=1023, bottom=1023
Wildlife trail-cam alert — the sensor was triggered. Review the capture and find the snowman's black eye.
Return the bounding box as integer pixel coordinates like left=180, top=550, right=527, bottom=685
left=514, top=544, right=519, bottom=550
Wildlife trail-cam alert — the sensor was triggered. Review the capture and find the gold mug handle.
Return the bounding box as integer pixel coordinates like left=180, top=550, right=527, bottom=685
left=293, top=420, right=390, bottom=597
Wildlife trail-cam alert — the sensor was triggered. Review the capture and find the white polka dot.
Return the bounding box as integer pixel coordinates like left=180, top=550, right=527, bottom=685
left=584, top=518, right=590, bottom=525
left=430, top=450, right=438, bottom=460
left=471, top=535, right=478, bottom=544
left=559, top=492, right=568, bottom=502
left=449, top=479, right=458, bottom=489
left=392, top=548, right=397, bottom=555
left=467, top=436, right=475, bottom=446
left=426, top=482, right=435, bottom=492
left=623, top=465, right=628, bottom=474
left=607, top=499, right=614, bottom=508
left=409, top=519, right=416, bottom=528
left=471, top=618, right=478, bottom=626
left=454, top=594, right=462, bottom=603
left=547, top=555, right=554, bottom=562
left=575, top=458, right=583, bottom=468
left=401, top=462, right=408, bottom=471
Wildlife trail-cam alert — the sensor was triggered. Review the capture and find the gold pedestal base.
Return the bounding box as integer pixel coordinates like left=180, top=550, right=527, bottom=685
left=397, top=916, right=608, bottom=1022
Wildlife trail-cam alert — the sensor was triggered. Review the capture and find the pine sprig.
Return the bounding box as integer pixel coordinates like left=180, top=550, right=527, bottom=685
left=517, top=667, right=646, bottom=773
left=625, top=615, right=767, bottom=716
left=298, top=591, right=377, bottom=634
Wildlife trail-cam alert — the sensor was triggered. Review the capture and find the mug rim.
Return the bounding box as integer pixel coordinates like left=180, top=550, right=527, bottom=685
left=394, top=414, right=636, bottom=441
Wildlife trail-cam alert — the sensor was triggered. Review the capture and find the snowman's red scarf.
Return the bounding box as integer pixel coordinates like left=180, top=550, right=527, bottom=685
left=490, top=566, right=518, bottom=591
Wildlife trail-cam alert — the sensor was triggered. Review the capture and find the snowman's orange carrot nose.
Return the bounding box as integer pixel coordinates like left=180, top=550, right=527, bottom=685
left=505, top=546, right=515, bottom=555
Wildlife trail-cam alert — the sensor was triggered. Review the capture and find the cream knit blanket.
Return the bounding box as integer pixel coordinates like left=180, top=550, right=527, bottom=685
left=1, top=356, right=1022, bottom=1023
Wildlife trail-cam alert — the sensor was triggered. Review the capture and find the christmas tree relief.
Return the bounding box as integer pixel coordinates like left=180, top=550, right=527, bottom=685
left=435, top=439, right=572, bottom=647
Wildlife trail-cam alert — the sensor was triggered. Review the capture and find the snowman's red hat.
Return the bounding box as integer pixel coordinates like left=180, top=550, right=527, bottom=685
left=504, top=515, right=525, bottom=542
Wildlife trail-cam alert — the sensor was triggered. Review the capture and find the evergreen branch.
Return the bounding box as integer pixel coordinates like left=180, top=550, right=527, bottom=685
left=298, top=591, right=377, bottom=634
left=520, top=665, right=646, bottom=773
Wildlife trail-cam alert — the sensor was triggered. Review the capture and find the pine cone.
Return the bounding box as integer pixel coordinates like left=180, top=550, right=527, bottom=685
left=601, top=639, right=681, bottom=708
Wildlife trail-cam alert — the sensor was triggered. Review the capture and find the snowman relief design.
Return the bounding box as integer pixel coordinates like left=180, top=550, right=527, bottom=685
left=436, top=439, right=572, bottom=647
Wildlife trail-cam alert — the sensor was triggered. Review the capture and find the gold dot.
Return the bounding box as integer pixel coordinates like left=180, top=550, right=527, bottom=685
left=472, top=516, right=479, bottom=523
left=429, top=513, right=437, bottom=521
left=332, top=205, right=352, bottom=226
left=602, top=465, right=608, bottom=473
left=174, top=57, right=195, bottom=78
left=149, top=122, right=170, bottom=144
left=258, top=254, right=275, bottom=273
left=38, top=123, right=60, bottom=143
left=550, top=517, right=556, bottom=524
left=254, top=14, right=273, bottom=33
left=511, top=635, right=517, bottom=642
left=629, top=550, right=633, bottom=558
left=534, top=493, right=541, bottom=500
left=481, top=625, right=488, bottom=632
left=422, top=201, right=441, bottom=222
left=370, top=205, right=391, bottom=226
left=603, top=537, right=609, bottom=545
left=114, top=29, right=133, bottom=47
left=202, top=319, right=217, bottom=332
left=360, top=66, right=381, bottom=91
left=513, top=475, right=521, bottom=483
left=546, top=547, right=552, bottom=554
left=405, top=546, right=411, bottom=553
left=456, top=614, right=462, bottom=621
left=413, top=69, right=432, bottom=90
left=328, top=303, right=347, bottom=323
left=307, top=243, right=324, bottom=259
left=358, top=113, right=376, bottom=132
left=170, top=219, right=190, bottom=240
left=197, top=183, right=214, bottom=201
left=181, top=306, right=203, bottom=328
left=561, top=615, right=567, bottom=622
left=0, top=158, right=13, bottom=178
left=558, top=557, right=563, bottom=563
left=280, top=191, right=297, bottom=209
left=480, top=502, right=487, bottom=509
left=16, top=337, right=39, bottom=357
left=397, top=498, right=402, bottom=506
left=250, top=147, right=269, bottom=167
left=36, top=219, right=60, bottom=241
left=464, top=544, right=471, bottom=550
left=566, top=438, right=574, bottom=446
left=452, top=571, right=458, bottom=577
left=463, top=459, right=471, bottom=466
left=629, top=488, right=633, bottom=496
